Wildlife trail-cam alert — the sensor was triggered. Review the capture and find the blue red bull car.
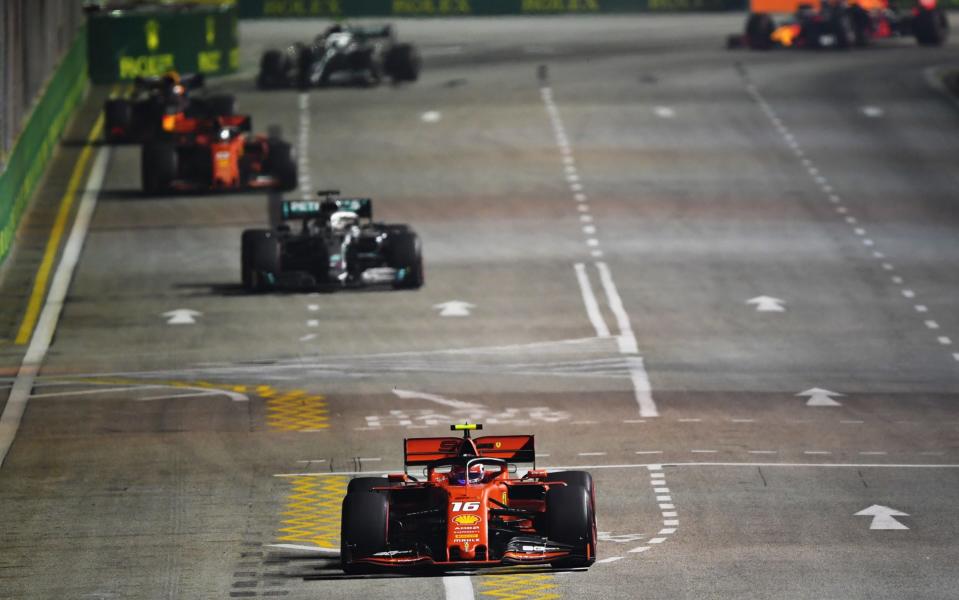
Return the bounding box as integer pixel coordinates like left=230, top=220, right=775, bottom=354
left=728, top=0, right=949, bottom=49
left=340, top=424, right=597, bottom=573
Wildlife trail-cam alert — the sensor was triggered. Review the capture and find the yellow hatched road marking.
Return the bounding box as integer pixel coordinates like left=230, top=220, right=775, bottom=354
left=266, top=389, right=329, bottom=431
left=14, top=85, right=119, bottom=344
left=478, top=574, right=560, bottom=600
left=276, top=475, right=347, bottom=549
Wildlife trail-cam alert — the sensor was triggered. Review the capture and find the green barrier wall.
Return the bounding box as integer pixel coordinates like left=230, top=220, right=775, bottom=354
left=237, top=0, right=745, bottom=18
left=0, top=27, right=88, bottom=266
left=87, top=4, right=239, bottom=84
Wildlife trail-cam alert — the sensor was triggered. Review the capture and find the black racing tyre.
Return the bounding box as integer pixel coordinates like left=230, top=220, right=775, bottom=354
left=141, top=142, right=177, bottom=194
left=104, top=99, right=133, bottom=142
left=914, top=7, right=949, bottom=46
left=384, top=43, right=421, bottom=82
left=241, top=229, right=281, bottom=292
left=265, top=139, right=297, bottom=192
left=745, top=13, right=775, bottom=50
left=347, top=477, right=394, bottom=495
left=341, top=492, right=389, bottom=574
left=386, top=231, right=423, bottom=289
left=132, top=98, right=164, bottom=141
left=849, top=5, right=871, bottom=46
left=831, top=12, right=853, bottom=49
left=297, top=45, right=315, bottom=89
left=548, top=471, right=594, bottom=498
left=258, top=50, right=286, bottom=89
left=546, top=484, right=596, bottom=568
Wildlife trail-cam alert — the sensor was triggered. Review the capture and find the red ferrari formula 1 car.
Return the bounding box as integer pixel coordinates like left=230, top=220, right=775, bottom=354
left=140, top=115, right=297, bottom=195
left=340, top=424, right=597, bottom=573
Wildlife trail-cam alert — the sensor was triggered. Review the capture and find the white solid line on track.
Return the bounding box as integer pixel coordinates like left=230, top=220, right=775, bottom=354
left=0, top=144, right=111, bottom=468
left=443, top=575, right=475, bottom=600
left=29, top=385, right=163, bottom=399
left=595, top=262, right=638, bottom=354
left=573, top=263, right=611, bottom=338
left=297, top=93, right=313, bottom=202
left=626, top=356, right=657, bottom=418
left=266, top=543, right=339, bottom=555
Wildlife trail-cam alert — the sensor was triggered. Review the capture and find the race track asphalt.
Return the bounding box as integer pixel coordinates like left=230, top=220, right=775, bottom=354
left=1, top=13, right=957, bottom=600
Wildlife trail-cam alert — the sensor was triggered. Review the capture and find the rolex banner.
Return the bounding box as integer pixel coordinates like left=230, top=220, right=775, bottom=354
left=87, top=4, right=239, bottom=84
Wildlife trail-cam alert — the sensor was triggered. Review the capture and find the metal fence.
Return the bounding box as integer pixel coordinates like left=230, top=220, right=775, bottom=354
left=0, top=0, right=84, bottom=168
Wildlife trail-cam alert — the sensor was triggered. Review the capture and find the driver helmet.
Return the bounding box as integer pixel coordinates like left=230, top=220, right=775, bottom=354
left=162, top=71, right=186, bottom=97
left=330, top=210, right=359, bottom=233
left=449, top=463, right=484, bottom=485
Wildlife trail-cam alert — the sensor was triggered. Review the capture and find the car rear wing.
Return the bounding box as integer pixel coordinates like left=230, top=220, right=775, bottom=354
left=134, top=72, right=205, bottom=92
left=280, top=197, right=372, bottom=221
left=403, top=435, right=536, bottom=469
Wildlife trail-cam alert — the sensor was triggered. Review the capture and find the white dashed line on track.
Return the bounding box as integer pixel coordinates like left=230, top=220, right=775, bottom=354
left=596, top=556, right=625, bottom=564
left=545, top=82, right=659, bottom=423
left=743, top=73, right=957, bottom=368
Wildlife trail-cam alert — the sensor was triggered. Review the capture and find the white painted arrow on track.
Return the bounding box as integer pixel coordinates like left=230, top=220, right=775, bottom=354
left=392, top=388, right=484, bottom=410
left=434, top=300, right=475, bottom=317
left=747, top=296, right=786, bottom=312
left=798, top=387, right=843, bottom=407
left=855, top=505, right=909, bottom=530
left=162, top=309, right=202, bottom=325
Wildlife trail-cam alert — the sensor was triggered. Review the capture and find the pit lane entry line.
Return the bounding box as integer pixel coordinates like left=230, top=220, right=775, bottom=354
left=0, top=115, right=111, bottom=468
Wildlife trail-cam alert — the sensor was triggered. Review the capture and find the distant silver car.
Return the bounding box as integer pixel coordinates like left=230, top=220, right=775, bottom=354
left=257, top=24, right=421, bottom=89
